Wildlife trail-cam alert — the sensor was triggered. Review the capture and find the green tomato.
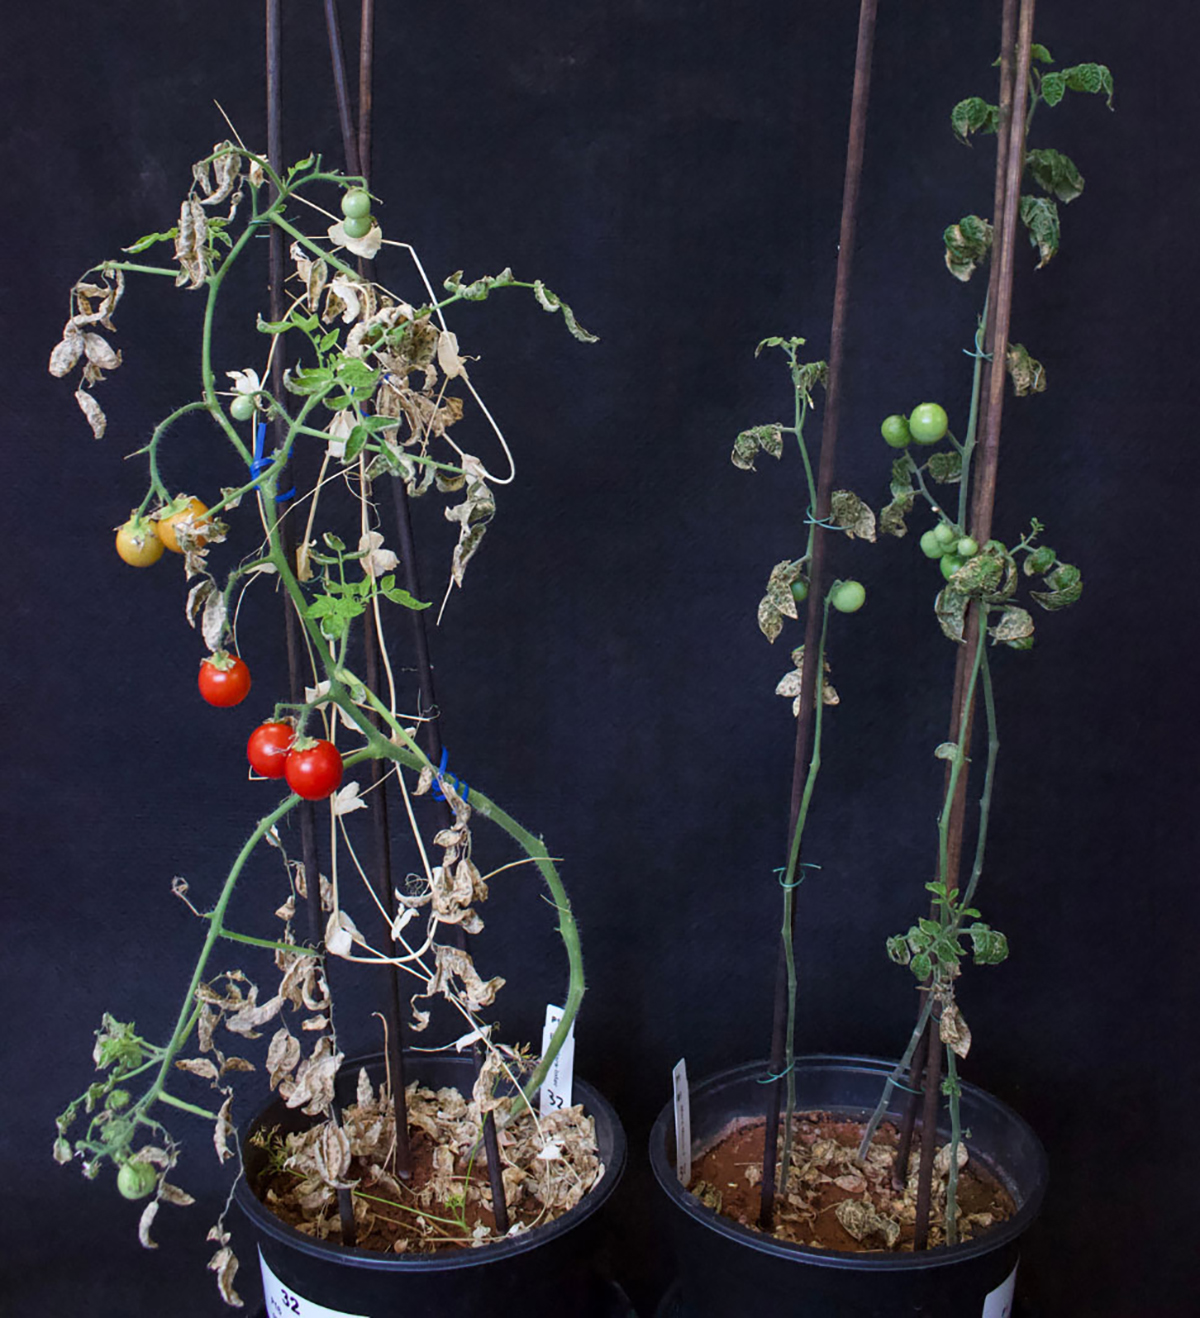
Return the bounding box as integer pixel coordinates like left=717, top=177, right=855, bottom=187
left=880, top=415, right=911, bottom=448
left=933, top=523, right=957, bottom=547
left=341, top=188, right=371, bottom=219
left=939, top=553, right=964, bottom=581
left=956, top=536, right=979, bottom=558
left=230, top=394, right=256, bottom=422
left=342, top=213, right=372, bottom=239
left=790, top=579, right=809, bottom=604
left=831, top=580, right=866, bottom=613
left=919, top=530, right=945, bottom=559
left=909, top=402, right=949, bottom=444
left=117, top=1161, right=157, bottom=1201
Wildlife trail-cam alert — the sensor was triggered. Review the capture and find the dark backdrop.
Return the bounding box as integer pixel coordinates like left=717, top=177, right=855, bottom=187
left=2, top=3, right=1195, bottom=1315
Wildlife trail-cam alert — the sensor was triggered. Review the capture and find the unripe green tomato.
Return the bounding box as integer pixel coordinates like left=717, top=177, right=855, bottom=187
left=342, top=213, right=372, bottom=239
left=940, top=554, right=964, bottom=581
left=341, top=188, right=371, bottom=219
left=880, top=415, right=911, bottom=448
left=957, top=536, right=979, bottom=558
left=230, top=394, right=255, bottom=422
left=919, top=530, right=945, bottom=559
left=831, top=580, right=866, bottom=613
left=933, top=523, right=957, bottom=547
left=790, top=580, right=809, bottom=604
left=117, top=1161, right=157, bottom=1201
left=909, top=402, right=949, bottom=444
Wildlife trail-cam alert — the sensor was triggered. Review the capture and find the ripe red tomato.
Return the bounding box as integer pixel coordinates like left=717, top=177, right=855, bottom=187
left=247, top=722, right=295, bottom=777
left=198, top=654, right=252, bottom=707
left=285, top=740, right=343, bottom=800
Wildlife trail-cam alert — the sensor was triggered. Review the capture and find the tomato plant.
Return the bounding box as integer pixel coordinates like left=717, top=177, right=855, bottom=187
left=831, top=580, right=866, bottom=613
left=284, top=739, right=343, bottom=800
left=198, top=653, right=252, bottom=707
left=908, top=402, right=949, bottom=445
left=115, top=516, right=164, bottom=567
left=881, top=414, right=912, bottom=448
left=247, top=722, right=295, bottom=777
left=116, top=1162, right=156, bottom=1201
left=156, top=496, right=210, bottom=554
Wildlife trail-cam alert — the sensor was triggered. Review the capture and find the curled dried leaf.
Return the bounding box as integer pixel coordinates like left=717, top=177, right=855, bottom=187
left=75, top=389, right=107, bottom=439
left=49, top=323, right=85, bottom=377
left=207, top=1245, right=243, bottom=1308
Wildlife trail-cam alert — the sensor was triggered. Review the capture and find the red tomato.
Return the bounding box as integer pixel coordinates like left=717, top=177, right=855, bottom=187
left=247, top=722, right=295, bottom=777
left=198, top=654, right=252, bottom=707
left=285, top=740, right=343, bottom=800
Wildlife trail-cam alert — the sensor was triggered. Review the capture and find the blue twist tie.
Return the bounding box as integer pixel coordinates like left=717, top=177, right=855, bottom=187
left=431, top=747, right=469, bottom=803
left=757, top=1061, right=796, bottom=1084
left=252, top=420, right=295, bottom=501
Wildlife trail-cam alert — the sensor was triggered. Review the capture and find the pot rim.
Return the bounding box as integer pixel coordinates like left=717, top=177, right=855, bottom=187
left=649, top=1054, right=1048, bottom=1274
left=236, top=1052, right=627, bottom=1274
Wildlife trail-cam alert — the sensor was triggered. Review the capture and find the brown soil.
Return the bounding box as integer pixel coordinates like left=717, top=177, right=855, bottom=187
left=688, top=1112, right=1014, bottom=1252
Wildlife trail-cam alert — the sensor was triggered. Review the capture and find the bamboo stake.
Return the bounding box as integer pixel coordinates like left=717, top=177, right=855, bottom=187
left=758, top=0, right=879, bottom=1229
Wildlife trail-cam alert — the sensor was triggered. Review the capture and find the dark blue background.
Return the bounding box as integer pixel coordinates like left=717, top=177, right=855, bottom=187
left=2, top=2, right=1194, bottom=1314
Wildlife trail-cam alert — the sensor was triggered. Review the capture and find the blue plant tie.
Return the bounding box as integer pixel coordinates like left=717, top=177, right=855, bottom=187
left=804, top=505, right=840, bottom=530
left=757, top=1061, right=796, bottom=1084
left=431, top=746, right=469, bottom=802
left=252, top=420, right=296, bottom=502
left=776, top=861, right=822, bottom=889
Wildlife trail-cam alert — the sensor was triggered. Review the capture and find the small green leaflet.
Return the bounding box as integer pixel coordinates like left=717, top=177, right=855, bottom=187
left=1006, top=343, right=1047, bottom=396
left=1024, top=545, right=1056, bottom=576
left=1030, top=43, right=1054, bottom=64
left=950, top=97, right=1000, bottom=144
left=1020, top=195, right=1060, bottom=269
left=927, top=452, right=963, bottom=485
left=123, top=227, right=180, bottom=254
left=305, top=574, right=430, bottom=640
left=1025, top=148, right=1085, bottom=204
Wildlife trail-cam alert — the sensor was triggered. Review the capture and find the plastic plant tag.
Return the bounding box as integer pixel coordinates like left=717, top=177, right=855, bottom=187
left=259, top=1249, right=368, bottom=1318
left=982, top=1261, right=1018, bottom=1318
left=672, top=1058, right=691, bottom=1186
left=539, top=1003, right=576, bottom=1116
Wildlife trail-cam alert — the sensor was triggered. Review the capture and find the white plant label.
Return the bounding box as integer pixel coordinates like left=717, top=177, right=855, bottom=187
left=259, top=1249, right=368, bottom=1318
left=672, top=1057, right=692, bottom=1186
left=539, top=1003, right=576, bottom=1116
left=982, top=1261, right=1018, bottom=1318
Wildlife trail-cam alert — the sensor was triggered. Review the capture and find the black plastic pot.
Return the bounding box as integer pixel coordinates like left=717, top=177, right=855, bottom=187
left=236, top=1052, right=626, bottom=1318
left=650, top=1056, right=1048, bottom=1318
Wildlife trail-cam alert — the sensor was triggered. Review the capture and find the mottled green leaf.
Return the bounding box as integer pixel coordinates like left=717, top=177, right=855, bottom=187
left=1025, top=545, right=1057, bottom=576
left=1063, top=62, right=1115, bottom=108
left=910, top=952, right=932, bottom=982
left=1025, top=148, right=1085, bottom=203
left=1030, top=43, right=1054, bottom=64
left=967, top=923, right=1009, bottom=965
left=1020, top=195, right=1060, bottom=268
left=934, top=742, right=960, bottom=761
left=1031, top=562, right=1083, bottom=611
left=949, top=552, right=1004, bottom=599
left=927, top=452, right=963, bottom=484
left=1006, top=343, right=1047, bottom=396
left=1040, top=70, right=1067, bottom=106
left=950, top=97, right=1000, bottom=144
left=830, top=490, right=877, bottom=542
left=935, top=586, right=969, bottom=644
left=886, top=935, right=911, bottom=966
left=758, top=596, right=784, bottom=644
left=532, top=280, right=598, bottom=342
left=792, top=360, right=828, bottom=406
left=989, top=605, right=1035, bottom=646
left=732, top=423, right=784, bottom=471
left=943, top=214, right=993, bottom=282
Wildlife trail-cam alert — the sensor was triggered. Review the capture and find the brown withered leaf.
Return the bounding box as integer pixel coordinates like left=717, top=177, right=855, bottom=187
left=835, top=1198, right=901, bottom=1248
left=83, top=332, right=121, bottom=371
left=71, top=271, right=124, bottom=329
left=220, top=1057, right=255, bottom=1075
left=75, top=389, right=107, bottom=438
left=174, top=198, right=210, bottom=289
left=138, top=1200, right=160, bottom=1249
left=224, top=989, right=283, bottom=1038
left=282, top=1036, right=342, bottom=1116
left=175, top=1058, right=220, bottom=1081
left=267, top=1028, right=302, bottom=1090
left=157, top=1182, right=194, bottom=1207
left=194, top=142, right=240, bottom=207
left=214, top=1096, right=235, bottom=1164
left=49, top=323, right=85, bottom=377
left=939, top=1003, right=972, bottom=1059
left=207, top=1245, right=243, bottom=1308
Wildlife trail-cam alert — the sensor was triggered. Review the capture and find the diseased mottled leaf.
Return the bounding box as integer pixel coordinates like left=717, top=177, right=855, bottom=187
left=1063, top=62, right=1115, bottom=107
left=950, top=97, right=999, bottom=144
left=830, top=490, right=876, bottom=542
left=1025, top=148, right=1084, bottom=203
left=927, top=451, right=963, bottom=484
left=939, top=1003, right=972, bottom=1059
left=732, top=423, right=784, bottom=470
left=758, top=596, right=784, bottom=644
left=1006, top=343, right=1047, bottom=396
left=1031, top=562, right=1083, bottom=611
left=934, top=586, right=969, bottom=644
left=1019, top=195, right=1060, bottom=269
left=943, top=214, right=993, bottom=281
left=989, top=605, right=1035, bottom=645
left=933, top=742, right=960, bottom=761
left=531, top=280, right=598, bottom=343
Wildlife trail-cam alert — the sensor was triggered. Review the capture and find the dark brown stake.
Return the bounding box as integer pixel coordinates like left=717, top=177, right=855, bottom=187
left=908, top=0, right=1035, bottom=1249
left=357, top=0, right=375, bottom=198
left=265, top=0, right=358, bottom=1247
left=758, top=0, right=878, bottom=1230
left=319, top=0, right=509, bottom=1230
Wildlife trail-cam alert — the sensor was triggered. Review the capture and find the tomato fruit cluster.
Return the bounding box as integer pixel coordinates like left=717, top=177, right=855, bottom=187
left=341, top=188, right=374, bottom=239
left=879, top=402, right=951, bottom=449
left=246, top=723, right=343, bottom=799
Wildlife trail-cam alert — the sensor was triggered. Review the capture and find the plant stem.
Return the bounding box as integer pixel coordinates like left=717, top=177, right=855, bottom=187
left=856, top=992, right=935, bottom=1160
left=158, top=1092, right=220, bottom=1120
left=944, top=1047, right=963, bottom=1245
left=957, top=294, right=990, bottom=529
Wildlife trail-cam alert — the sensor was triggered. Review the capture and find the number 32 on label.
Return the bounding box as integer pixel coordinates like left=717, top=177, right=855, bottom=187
left=259, top=1250, right=368, bottom=1318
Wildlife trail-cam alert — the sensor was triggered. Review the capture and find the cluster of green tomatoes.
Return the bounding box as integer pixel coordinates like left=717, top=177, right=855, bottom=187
left=339, top=186, right=374, bottom=239
left=880, top=402, right=949, bottom=449
left=919, top=522, right=980, bottom=581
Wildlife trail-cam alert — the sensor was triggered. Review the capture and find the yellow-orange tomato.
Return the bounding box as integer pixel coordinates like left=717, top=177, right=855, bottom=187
left=115, top=516, right=165, bottom=567
left=156, top=496, right=210, bottom=554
